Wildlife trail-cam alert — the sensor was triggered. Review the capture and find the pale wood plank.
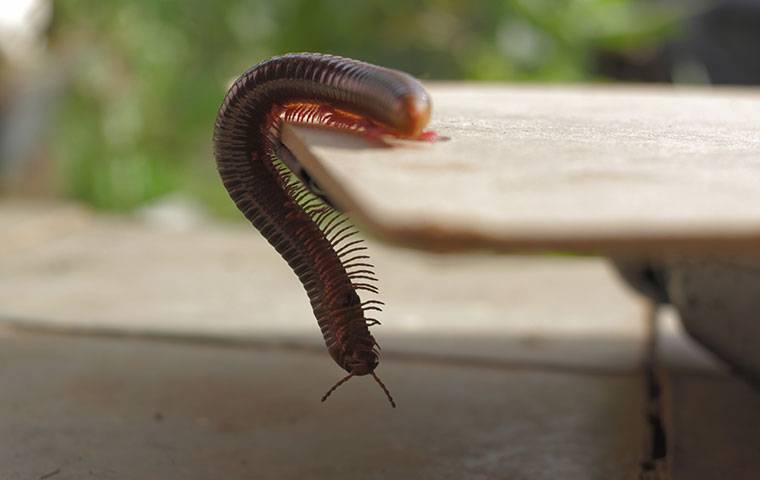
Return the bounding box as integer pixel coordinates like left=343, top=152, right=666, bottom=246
left=282, top=84, right=760, bottom=254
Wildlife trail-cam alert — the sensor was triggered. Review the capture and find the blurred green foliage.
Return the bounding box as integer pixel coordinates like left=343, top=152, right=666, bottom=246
left=51, top=0, right=676, bottom=215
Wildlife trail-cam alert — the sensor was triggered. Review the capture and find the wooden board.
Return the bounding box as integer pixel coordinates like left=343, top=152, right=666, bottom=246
left=282, top=84, right=760, bottom=254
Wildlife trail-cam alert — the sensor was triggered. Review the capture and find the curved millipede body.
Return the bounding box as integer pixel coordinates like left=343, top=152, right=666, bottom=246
left=213, top=53, right=434, bottom=407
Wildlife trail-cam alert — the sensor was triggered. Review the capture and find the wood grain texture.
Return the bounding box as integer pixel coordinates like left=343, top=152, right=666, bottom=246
left=282, top=83, right=760, bottom=254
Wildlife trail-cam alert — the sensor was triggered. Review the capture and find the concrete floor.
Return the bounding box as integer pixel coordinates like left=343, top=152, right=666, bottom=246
left=1, top=202, right=759, bottom=479
left=0, top=332, right=644, bottom=480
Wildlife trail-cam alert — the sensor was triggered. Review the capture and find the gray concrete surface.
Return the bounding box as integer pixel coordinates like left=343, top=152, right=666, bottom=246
left=666, top=258, right=760, bottom=383
left=656, top=307, right=760, bottom=479
left=0, top=331, right=645, bottom=480
left=0, top=202, right=648, bottom=373
left=0, top=202, right=651, bottom=479
left=3, top=202, right=760, bottom=479
left=612, top=255, right=760, bottom=384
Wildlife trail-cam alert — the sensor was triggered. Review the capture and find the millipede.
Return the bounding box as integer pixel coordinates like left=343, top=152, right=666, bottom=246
left=213, top=53, right=435, bottom=407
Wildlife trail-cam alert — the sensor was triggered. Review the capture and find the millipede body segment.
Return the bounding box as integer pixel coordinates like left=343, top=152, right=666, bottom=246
left=212, top=53, right=434, bottom=407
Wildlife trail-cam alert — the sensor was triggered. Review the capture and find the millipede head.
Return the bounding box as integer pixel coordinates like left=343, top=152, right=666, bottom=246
left=345, top=348, right=379, bottom=376
left=322, top=343, right=394, bottom=407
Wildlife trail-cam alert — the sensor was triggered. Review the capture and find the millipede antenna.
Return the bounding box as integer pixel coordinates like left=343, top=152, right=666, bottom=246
left=371, top=372, right=396, bottom=408
left=321, top=373, right=354, bottom=403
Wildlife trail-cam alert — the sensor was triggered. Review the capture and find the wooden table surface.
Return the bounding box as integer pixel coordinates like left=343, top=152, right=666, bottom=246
left=282, top=83, right=760, bottom=255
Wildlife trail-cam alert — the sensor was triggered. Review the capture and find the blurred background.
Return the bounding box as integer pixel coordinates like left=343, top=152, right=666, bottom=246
left=1, top=0, right=759, bottom=216
left=3, top=4, right=760, bottom=476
